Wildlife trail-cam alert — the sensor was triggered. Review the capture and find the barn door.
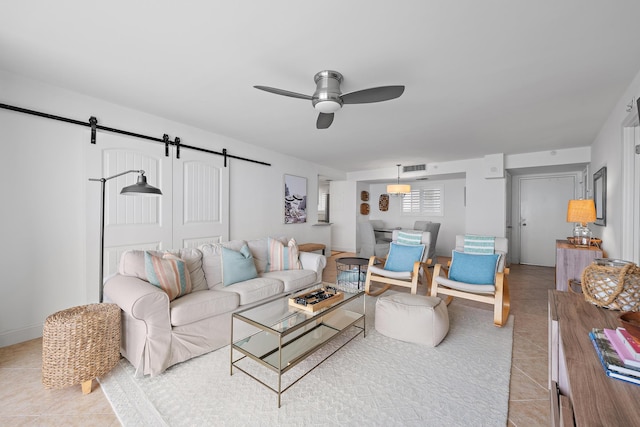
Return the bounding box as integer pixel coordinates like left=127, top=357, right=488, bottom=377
left=87, top=135, right=229, bottom=299
left=86, top=134, right=172, bottom=297
left=172, top=148, right=229, bottom=248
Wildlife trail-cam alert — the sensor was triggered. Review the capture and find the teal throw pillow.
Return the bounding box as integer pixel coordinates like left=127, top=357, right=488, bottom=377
left=396, top=231, right=422, bottom=245
left=144, top=252, right=192, bottom=301
left=448, top=251, right=500, bottom=285
left=384, top=242, right=425, bottom=272
left=222, top=244, right=258, bottom=286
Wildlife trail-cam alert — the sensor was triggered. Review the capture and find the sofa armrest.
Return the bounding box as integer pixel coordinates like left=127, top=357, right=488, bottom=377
left=104, top=274, right=170, bottom=320
left=103, top=274, right=172, bottom=376
left=299, top=251, right=327, bottom=283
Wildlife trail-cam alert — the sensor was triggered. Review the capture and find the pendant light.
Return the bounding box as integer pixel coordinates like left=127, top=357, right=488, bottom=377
left=387, top=164, right=411, bottom=196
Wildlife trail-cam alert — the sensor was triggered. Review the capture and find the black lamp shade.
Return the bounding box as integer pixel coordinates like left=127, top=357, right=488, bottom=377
left=120, top=174, right=162, bottom=195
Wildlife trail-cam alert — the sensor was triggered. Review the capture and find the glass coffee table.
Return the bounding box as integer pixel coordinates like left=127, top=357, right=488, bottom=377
left=230, top=284, right=365, bottom=407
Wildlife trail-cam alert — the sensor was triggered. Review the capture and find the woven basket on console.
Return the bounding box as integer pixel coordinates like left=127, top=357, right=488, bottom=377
left=582, top=259, right=640, bottom=312
left=42, top=303, right=121, bottom=390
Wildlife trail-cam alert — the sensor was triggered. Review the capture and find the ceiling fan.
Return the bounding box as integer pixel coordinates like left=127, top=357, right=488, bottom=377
left=254, top=70, right=405, bottom=129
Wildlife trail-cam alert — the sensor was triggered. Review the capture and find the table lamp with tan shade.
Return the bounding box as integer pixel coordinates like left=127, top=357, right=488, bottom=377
left=566, top=199, right=597, bottom=247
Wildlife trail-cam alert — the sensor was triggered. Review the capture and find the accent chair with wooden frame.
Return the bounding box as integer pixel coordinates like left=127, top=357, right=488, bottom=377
left=364, top=230, right=433, bottom=296
left=429, top=235, right=510, bottom=327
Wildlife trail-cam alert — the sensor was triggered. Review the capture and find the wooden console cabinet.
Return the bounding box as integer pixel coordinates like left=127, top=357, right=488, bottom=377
left=555, top=240, right=602, bottom=291
left=548, top=290, right=640, bottom=426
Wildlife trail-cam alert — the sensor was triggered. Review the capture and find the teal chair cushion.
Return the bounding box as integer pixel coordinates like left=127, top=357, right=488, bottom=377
left=384, top=242, right=425, bottom=272
left=448, top=251, right=499, bottom=285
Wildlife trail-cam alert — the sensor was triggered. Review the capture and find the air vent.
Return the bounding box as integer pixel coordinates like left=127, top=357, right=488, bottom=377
left=403, top=164, right=426, bottom=173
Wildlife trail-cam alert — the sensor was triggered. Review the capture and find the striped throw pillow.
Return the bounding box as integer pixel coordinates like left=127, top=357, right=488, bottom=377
left=463, top=235, right=495, bottom=254
left=145, top=252, right=192, bottom=301
left=397, top=231, right=423, bottom=245
left=266, top=237, right=302, bottom=271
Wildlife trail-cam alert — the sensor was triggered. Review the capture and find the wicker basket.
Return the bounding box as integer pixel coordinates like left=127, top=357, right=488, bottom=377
left=42, top=303, right=121, bottom=391
left=581, top=259, right=640, bottom=311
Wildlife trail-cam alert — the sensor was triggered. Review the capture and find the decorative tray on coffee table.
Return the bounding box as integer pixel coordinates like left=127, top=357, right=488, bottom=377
left=288, top=287, right=343, bottom=312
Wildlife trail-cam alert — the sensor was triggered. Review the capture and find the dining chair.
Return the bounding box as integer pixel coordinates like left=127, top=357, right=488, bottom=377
left=358, top=221, right=390, bottom=258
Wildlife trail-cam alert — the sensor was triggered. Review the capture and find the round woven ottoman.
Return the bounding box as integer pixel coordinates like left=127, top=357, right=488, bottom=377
left=375, top=292, right=449, bottom=346
left=42, top=303, right=121, bottom=394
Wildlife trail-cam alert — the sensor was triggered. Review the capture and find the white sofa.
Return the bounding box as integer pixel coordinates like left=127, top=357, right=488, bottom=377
left=103, top=236, right=326, bottom=376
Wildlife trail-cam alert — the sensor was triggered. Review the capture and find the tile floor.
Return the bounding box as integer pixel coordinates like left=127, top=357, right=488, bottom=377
left=0, top=254, right=553, bottom=426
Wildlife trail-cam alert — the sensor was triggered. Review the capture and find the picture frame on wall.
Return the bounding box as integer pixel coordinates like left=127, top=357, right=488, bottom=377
left=284, top=174, right=307, bottom=224
left=593, top=166, right=606, bottom=226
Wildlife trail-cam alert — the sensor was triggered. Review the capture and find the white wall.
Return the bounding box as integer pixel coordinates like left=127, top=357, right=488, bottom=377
left=329, top=180, right=358, bottom=252
left=590, top=68, right=640, bottom=259
left=350, top=157, right=507, bottom=243
left=0, top=70, right=344, bottom=346
left=464, top=161, right=507, bottom=237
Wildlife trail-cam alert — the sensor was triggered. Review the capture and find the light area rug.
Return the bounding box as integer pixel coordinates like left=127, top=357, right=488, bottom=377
left=99, top=297, right=513, bottom=427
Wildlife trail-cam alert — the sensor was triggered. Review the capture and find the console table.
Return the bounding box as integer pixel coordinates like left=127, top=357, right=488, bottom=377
left=548, top=290, right=640, bottom=426
left=555, top=240, right=602, bottom=291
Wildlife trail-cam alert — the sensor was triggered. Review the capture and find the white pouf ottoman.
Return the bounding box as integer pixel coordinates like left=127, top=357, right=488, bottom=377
left=375, top=292, right=449, bottom=346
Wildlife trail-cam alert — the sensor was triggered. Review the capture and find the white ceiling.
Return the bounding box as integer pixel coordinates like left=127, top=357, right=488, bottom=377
left=2, top=1, right=640, bottom=173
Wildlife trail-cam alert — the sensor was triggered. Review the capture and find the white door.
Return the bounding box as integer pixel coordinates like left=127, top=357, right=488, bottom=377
left=519, top=175, right=576, bottom=266
left=173, top=149, right=229, bottom=248
left=87, top=134, right=173, bottom=295
left=87, top=134, right=230, bottom=299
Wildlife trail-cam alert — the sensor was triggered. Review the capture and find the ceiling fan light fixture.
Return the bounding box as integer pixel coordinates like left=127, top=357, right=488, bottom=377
left=254, top=69, right=404, bottom=129
left=314, top=100, right=342, bottom=114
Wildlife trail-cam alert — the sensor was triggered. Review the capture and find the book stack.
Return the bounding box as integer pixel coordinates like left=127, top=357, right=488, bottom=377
left=589, top=327, right=640, bottom=386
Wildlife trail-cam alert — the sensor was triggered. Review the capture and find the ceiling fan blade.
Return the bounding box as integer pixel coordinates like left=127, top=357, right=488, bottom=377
left=253, top=85, right=312, bottom=100
left=317, top=113, right=334, bottom=129
left=341, top=85, right=405, bottom=104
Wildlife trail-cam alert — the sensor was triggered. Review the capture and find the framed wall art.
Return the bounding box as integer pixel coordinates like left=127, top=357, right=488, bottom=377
left=593, top=166, right=606, bottom=226
left=284, top=174, right=307, bottom=224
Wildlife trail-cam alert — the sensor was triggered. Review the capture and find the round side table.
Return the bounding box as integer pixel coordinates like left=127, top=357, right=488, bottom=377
left=335, top=257, right=374, bottom=291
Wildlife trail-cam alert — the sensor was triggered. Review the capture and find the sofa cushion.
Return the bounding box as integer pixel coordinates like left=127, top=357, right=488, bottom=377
left=260, top=269, right=317, bottom=292
left=266, top=237, right=302, bottom=272
left=222, top=244, right=258, bottom=286
left=145, top=252, right=192, bottom=301
left=170, top=290, right=239, bottom=326
left=119, top=248, right=208, bottom=292
left=215, top=277, right=284, bottom=305
left=177, top=248, right=207, bottom=292
left=200, top=240, right=248, bottom=289
left=247, top=236, right=288, bottom=274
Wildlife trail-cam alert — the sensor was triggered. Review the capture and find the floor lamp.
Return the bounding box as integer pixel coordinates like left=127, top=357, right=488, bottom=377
left=89, top=170, right=162, bottom=302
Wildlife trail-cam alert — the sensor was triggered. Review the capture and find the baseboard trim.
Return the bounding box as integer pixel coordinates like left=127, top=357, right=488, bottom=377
left=0, top=324, right=42, bottom=347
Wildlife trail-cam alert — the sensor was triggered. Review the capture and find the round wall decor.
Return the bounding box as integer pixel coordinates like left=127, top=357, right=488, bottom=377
left=361, top=190, right=369, bottom=201
left=360, top=203, right=370, bottom=215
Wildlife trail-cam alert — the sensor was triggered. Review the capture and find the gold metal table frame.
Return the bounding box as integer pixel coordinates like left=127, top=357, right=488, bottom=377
left=230, top=284, right=366, bottom=407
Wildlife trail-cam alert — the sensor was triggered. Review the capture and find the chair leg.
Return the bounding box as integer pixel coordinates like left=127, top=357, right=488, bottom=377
left=367, top=284, right=391, bottom=297
left=493, top=275, right=511, bottom=327
left=364, top=266, right=391, bottom=296
left=429, top=264, right=442, bottom=297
